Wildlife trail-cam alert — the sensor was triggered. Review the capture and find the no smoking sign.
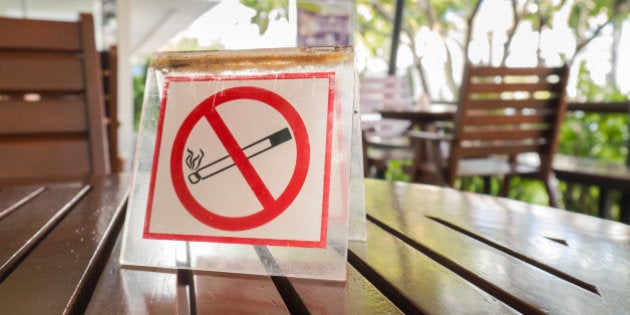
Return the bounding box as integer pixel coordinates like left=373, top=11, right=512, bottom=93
left=144, top=73, right=334, bottom=248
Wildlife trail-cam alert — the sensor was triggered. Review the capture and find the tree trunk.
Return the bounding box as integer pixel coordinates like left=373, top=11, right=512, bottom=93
left=500, top=0, right=523, bottom=66
left=608, top=19, right=622, bottom=86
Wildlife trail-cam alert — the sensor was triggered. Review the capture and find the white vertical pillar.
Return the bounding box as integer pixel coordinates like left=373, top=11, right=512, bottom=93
left=116, top=0, right=134, bottom=170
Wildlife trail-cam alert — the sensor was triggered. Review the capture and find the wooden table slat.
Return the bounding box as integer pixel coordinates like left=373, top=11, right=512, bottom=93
left=349, top=222, right=520, bottom=314
left=85, top=229, right=179, bottom=314
left=194, top=271, right=290, bottom=314
left=0, top=183, right=88, bottom=279
left=288, top=264, right=403, bottom=314
left=0, top=175, right=129, bottom=314
left=364, top=179, right=630, bottom=314
left=0, top=185, right=46, bottom=220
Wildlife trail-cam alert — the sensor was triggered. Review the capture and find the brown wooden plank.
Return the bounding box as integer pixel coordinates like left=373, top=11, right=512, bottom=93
left=460, top=142, right=544, bottom=157
left=101, top=46, right=124, bottom=173
left=468, top=98, right=559, bottom=109
left=79, top=13, right=109, bottom=176
left=85, top=226, right=179, bottom=314
left=462, top=112, right=554, bottom=125
left=0, top=52, right=84, bottom=91
left=289, top=264, right=403, bottom=314
left=470, top=66, right=563, bottom=78
left=460, top=128, right=550, bottom=141
left=468, top=82, right=564, bottom=94
left=0, top=174, right=130, bottom=314
left=0, top=16, right=81, bottom=51
left=0, top=183, right=87, bottom=278
left=0, top=99, right=87, bottom=134
left=0, top=140, right=91, bottom=180
left=554, top=158, right=630, bottom=192
left=194, top=271, right=290, bottom=314
left=364, top=179, right=630, bottom=314
left=348, top=222, right=519, bottom=314
left=0, top=185, right=45, bottom=220
left=419, top=211, right=630, bottom=312
left=567, top=101, right=630, bottom=113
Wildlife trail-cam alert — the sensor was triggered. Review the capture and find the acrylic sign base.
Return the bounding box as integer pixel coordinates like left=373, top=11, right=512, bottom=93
left=120, top=47, right=365, bottom=281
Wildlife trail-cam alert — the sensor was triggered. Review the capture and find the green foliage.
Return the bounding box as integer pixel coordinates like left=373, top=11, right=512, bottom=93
left=355, top=0, right=395, bottom=59
left=521, top=0, right=564, bottom=30
left=239, top=0, right=289, bottom=35
left=385, top=159, right=411, bottom=182
left=556, top=62, right=629, bottom=218
left=569, top=0, right=630, bottom=30
left=559, top=62, right=629, bottom=162
left=573, top=61, right=629, bottom=102
left=559, top=112, right=628, bottom=161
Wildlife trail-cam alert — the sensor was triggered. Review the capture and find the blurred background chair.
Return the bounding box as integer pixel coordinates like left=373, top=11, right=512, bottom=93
left=0, top=13, right=110, bottom=183
left=100, top=45, right=124, bottom=173
left=360, top=75, right=415, bottom=178
left=407, top=65, right=570, bottom=207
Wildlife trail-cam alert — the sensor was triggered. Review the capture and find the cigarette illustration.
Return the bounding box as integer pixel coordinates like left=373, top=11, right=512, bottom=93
left=187, top=127, right=293, bottom=184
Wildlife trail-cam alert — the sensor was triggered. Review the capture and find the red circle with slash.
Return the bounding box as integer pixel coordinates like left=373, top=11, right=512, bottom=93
left=171, top=86, right=310, bottom=231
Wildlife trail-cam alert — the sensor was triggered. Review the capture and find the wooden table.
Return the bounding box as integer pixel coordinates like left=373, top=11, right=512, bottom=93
left=1, top=175, right=629, bottom=314
left=379, top=103, right=457, bottom=126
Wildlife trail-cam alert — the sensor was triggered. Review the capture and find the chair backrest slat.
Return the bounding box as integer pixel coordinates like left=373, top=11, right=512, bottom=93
left=0, top=99, right=87, bottom=134
left=0, top=52, right=85, bottom=91
left=0, top=18, right=81, bottom=51
left=467, top=82, right=565, bottom=94
left=460, top=143, right=546, bottom=158
left=468, top=98, right=561, bottom=110
left=462, top=111, right=556, bottom=126
left=460, top=129, right=552, bottom=142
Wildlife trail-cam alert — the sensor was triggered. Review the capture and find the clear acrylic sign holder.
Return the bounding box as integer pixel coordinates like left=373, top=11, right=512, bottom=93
left=120, top=46, right=365, bottom=281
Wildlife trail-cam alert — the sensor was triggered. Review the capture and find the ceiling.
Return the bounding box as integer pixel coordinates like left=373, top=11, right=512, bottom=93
left=0, top=0, right=220, bottom=55
left=129, top=0, right=219, bottom=56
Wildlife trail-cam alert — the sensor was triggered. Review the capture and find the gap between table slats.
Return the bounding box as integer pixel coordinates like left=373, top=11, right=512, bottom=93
left=0, top=186, right=46, bottom=220
left=424, top=215, right=600, bottom=295
left=364, top=213, right=545, bottom=315
left=67, top=196, right=129, bottom=314
left=0, top=184, right=91, bottom=282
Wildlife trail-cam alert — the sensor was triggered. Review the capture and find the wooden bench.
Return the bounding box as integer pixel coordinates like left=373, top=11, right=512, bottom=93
left=1, top=175, right=629, bottom=313
left=556, top=102, right=630, bottom=222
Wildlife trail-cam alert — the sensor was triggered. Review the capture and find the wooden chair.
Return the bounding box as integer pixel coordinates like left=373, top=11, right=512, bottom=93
left=0, top=13, right=110, bottom=183
left=360, top=75, right=415, bottom=178
left=407, top=65, right=570, bottom=207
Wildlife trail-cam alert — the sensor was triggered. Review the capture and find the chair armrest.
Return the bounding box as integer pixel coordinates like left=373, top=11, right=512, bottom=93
left=407, top=130, right=454, bottom=142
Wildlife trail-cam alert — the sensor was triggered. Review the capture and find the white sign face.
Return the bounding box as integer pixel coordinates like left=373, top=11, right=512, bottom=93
left=144, top=73, right=335, bottom=248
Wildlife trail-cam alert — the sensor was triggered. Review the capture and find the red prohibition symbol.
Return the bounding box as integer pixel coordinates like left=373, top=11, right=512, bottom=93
left=170, top=86, right=310, bottom=231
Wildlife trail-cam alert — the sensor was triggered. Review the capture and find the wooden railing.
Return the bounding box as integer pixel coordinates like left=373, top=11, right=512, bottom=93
left=559, top=101, right=630, bottom=222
